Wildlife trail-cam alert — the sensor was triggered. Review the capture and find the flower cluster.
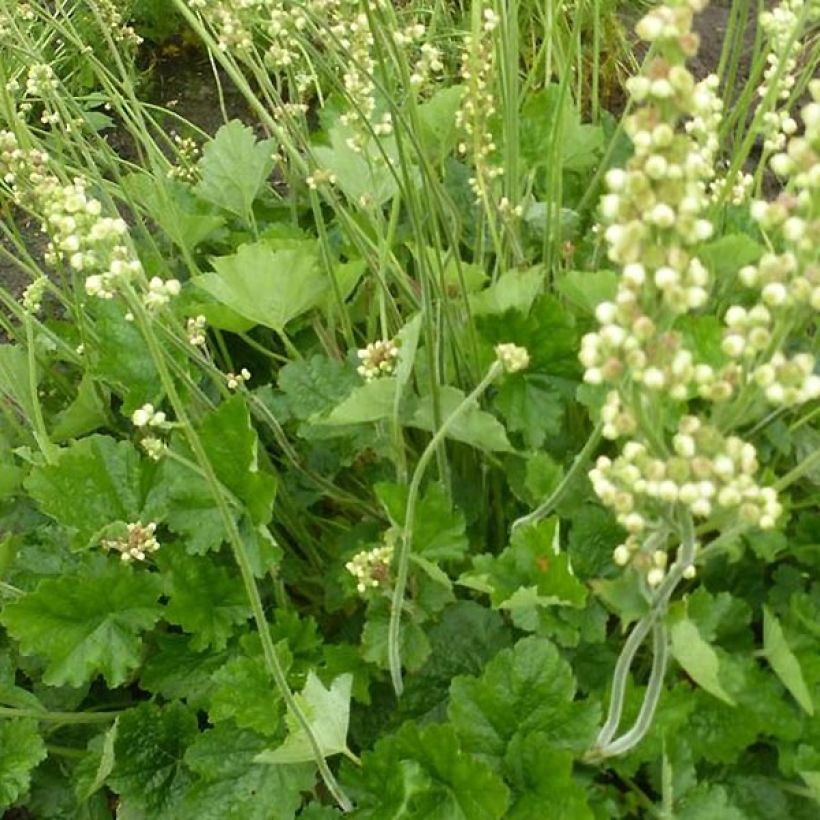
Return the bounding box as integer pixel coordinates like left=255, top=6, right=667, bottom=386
left=25, top=64, right=58, bottom=98
left=456, top=7, right=502, bottom=201
left=581, top=0, right=792, bottom=584
left=90, top=0, right=144, bottom=48
left=495, top=342, right=530, bottom=374
left=0, top=130, right=145, bottom=302
left=724, top=79, right=820, bottom=407
left=167, top=134, right=201, bottom=184
left=754, top=352, right=819, bottom=406
left=187, top=314, right=208, bottom=346
left=709, top=167, right=754, bottom=205
left=357, top=339, right=398, bottom=380
left=21, top=277, right=48, bottom=315
left=140, top=436, right=167, bottom=462
left=345, top=542, right=394, bottom=594
left=758, top=0, right=806, bottom=153
left=226, top=368, right=252, bottom=389
left=131, top=404, right=168, bottom=428
left=143, top=276, right=182, bottom=310
left=102, top=521, right=160, bottom=562
left=592, top=416, right=782, bottom=531
left=306, top=168, right=337, bottom=190
left=188, top=1, right=437, bottom=143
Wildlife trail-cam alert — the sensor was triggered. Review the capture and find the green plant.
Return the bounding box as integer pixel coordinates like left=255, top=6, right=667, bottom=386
left=1, top=0, right=819, bottom=817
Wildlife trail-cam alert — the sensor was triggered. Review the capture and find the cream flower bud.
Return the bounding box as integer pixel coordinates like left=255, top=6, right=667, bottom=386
left=132, top=404, right=154, bottom=428
left=623, top=263, right=646, bottom=287
left=647, top=567, right=665, bottom=586
left=595, top=302, right=618, bottom=324
left=613, top=545, right=631, bottom=566
left=495, top=343, right=530, bottom=373
left=605, top=168, right=628, bottom=191
left=654, top=266, right=678, bottom=288
left=761, top=282, right=787, bottom=306
left=722, top=334, right=745, bottom=357
left=649, top=203, right=676, bottom=227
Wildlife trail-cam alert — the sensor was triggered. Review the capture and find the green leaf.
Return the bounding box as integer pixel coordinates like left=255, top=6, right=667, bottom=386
left=320, top=378, right=398, bottom=425
left=255, top=672, right=352, bottom=763
left=763, top=606, right=814, bottom=715
left=197, top=396, right=277, bottom=526
left=0, top=652, right=44, bottom=712
left=448, top=635, right=598, bottom=758
left=108, top=702, right=198, bottom=819
left=557, top=270, right=618, bottom=317
left=0, top=566, right=162, bottom=686
left=180, top=723, right=315, bottom=820
left=0, top=344, right=38, bottom=421
left=278, top=355, right=359, bottom=420
left=670, top=619, right=736, bottom=705
left=520, top=86, right=603, bottom=173
left=25, top=435, right=146, bottom=549
left=399, top=602, right=513, bottom=719
left=470, top=268, right=544, bottom=316
left=567, top=505, right=623, bottom=580
left=89, top=300, right=161, bottom=413
left=460, top=519, right=587, bottom=609
left=75, top=723, right=118, bottom=801
left=410, top=385, right=513, bottom=453
left=194, top=120, right=276, bottom=218
left=313, top=124, right=406, bottom=207
left=477, top=294, right=579, bottom=377
left=158, top=550, right=251, bottom=651
left=146, top=400, right=278, bottom=557
left=124, top=174, right=224, bottom=252
left=0, top=719, right=47, bottom=810
left=677, top=784, right=747, bottom=820
left=394, top=314, right=423, bottom=387
left=376, top=482, right=468, bottom=562
left=591, top=568, right=649, bottom=626
left=676, top=315, right=728, bottom=370
left=361, top=606, right=431, bottom=673
left=416, top=86, right=464, bottom=164
left=348, top=722, right=510, bottom=819
left=50, top=374, right=109, bottom=442
left=503, top=733, right=593, bottom=820
left=148, top=448, right=224, bottom=556
left=208, top=647, right=290, bottom=736
left=139, top=633, right=229, bottom=710
left=700, top=234, right=763, bottom=282
left=494, top=374, right=564, bottom=449
left=196, top=239, right=327, bottom=331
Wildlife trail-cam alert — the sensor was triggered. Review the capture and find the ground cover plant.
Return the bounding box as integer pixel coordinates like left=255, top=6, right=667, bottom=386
left=0, top=0, right=819, bottom=816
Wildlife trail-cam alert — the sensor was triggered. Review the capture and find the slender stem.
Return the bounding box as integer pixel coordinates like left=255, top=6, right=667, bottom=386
left=511, top=420, right=604, bottom=534
left=593, top=608, right=656, bottom=750
left=24, top=315, right=56, bottom=464
left=597, top=621, right=669, bottom=757
left=388, top=361, right=503, bottom=695
left=0, top=581, right=24, bottom=598
left=588, top=515, right=695, bottom=759
left=131, top=296, right=353, bottom=812
left=775, top=448, right=820, bottom=492
left=0, top=706, right=120, bottom=724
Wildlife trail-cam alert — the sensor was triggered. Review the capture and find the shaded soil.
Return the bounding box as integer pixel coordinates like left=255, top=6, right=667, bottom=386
left=0, top=216, right=48, bottom=302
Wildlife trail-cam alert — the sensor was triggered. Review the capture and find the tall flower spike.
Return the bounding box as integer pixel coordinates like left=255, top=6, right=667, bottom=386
left=582, top=0, right=785, bottom=586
